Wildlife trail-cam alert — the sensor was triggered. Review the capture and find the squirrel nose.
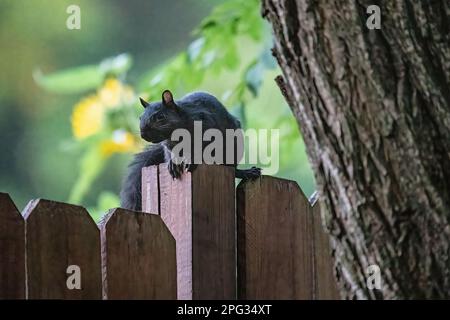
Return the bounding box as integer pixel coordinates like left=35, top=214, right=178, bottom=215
left=140, top=119, right=150, bottom=132
left=140, top=127, right=152, bottom=141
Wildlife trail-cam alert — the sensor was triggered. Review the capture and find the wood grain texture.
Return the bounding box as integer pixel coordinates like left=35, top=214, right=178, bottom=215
left=0, top=193, right=25, bottom=299
left=99, top=208, right=176, bottom=299
left=158, top=164, right=193, bottom=299
left=237, top=176, right=313, bottom=299
left=191, top=165, right=236, bottom=300
left=155, top=164, right=236, bottom=299
left=263, top=0, right=450, bottom=299
left=311, top=200, right=340, bottom=299
left=23, top=199, right=101, bottom=299
left=142, top=166, right=159, bottom=214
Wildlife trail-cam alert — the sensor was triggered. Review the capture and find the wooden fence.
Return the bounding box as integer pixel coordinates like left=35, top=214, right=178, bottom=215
left=0, top=164, right=339, bottom=299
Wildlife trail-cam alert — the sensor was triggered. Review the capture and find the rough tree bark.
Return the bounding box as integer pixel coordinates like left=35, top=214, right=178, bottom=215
left=262, top=0, right=450, bottom=299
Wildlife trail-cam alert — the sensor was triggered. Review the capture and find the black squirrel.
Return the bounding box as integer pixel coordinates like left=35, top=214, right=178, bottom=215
left=120, top=90, right=261, bottom=211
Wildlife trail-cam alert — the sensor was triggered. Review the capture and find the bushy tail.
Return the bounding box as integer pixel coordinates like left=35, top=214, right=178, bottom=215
left=120, top=143, right=165, bottom=211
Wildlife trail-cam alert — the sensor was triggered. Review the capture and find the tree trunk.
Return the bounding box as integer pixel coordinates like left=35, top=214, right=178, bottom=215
left=262, top=0, right=450, bottom=299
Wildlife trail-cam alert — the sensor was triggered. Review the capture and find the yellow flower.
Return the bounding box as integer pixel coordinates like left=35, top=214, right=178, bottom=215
left=71, top=95, right=104, bottom=139
left=98, top=78, right=135, bottom=108
left=71, top=78, right=136, bottom=140
left=100, top=130, right=137, bottom=157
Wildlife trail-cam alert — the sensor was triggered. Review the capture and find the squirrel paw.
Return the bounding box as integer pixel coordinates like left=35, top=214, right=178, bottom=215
left=168, top=160, right=184, bottom=179
left=168, top=160, right=196, bottom=179
left=236, top=166, right=261, bottom=180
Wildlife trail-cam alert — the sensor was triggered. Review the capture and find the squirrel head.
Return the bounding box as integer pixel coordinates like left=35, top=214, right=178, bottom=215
left=139, top=90, right=185, bottom=143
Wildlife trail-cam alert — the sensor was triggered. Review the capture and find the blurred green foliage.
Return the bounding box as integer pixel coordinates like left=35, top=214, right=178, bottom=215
left=0, top=0, right=315, bottom=221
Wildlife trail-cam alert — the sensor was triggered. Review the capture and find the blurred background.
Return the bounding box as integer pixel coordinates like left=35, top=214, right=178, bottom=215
left=0, top=0, right=314, bottom=220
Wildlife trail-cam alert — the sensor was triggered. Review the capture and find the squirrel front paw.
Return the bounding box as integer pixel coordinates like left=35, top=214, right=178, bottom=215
left=168, top=160, right=184, bottom=179
left=235, top=166, right=262, bottom=180
left=168, top=160, right=197, bottom=179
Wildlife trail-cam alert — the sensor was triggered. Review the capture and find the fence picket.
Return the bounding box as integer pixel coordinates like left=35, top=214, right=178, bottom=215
left=0, top=193, right=25, bottom=299
left=142, top=165, right=159, bottom=214
left=1, top=166, right=341, bottom=300
left=143, top=164, right=236, bottom=299
left=99, top=208, right=176, bottom=299
left=23, top=199, right=101, bottom=299
left=237, top=176, right=314, bottom=299
left=311, top=198, right=340, bottom=299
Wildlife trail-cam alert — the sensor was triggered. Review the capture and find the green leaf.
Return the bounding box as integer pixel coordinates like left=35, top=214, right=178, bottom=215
left=198, top=18, right=217, bottom=32
left=187, top=38, right=205, bottom=62
left=33, top=65, right=103, bottom=94
left=223, top=41, right=239, bottom=70
left=99, top=53, right=133, bottom=76
left=201, top=50, right=216, bottom=68
left=34, top=53, right=132, bottom=94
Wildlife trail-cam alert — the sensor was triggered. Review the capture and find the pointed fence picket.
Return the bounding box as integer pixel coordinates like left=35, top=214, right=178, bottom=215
left=0, top=165, right=339, bottom=299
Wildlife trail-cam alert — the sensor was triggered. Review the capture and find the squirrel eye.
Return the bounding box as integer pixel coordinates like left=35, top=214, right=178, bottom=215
left=156, top=113, right=166, bottom=121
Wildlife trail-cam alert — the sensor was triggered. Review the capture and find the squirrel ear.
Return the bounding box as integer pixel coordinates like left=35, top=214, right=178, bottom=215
left=139, top=97, right=150, bottom=109
left=162, top=90, right=174, bottom=106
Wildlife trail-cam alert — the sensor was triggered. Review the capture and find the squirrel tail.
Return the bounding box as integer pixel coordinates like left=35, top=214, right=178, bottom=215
left=120, top=143, right=165, bottom=211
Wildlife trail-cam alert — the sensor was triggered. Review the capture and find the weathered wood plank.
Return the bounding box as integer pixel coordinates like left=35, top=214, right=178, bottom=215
left=0, top=193, right=25, bottom=299
left=99, top=208, right=176, bottom=299
left=237, top=176, right=314, bottom=299
left=191, top=165, right=236, bottom=300
left=147, top=164, right=236, bottom=299
left=23, top=199, right=101, bottom=299
left=142, top=165, right=159, bottom=214
left=311, top=196, right=340, bottom=299
left=157, top=164, right=193, bottom=299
